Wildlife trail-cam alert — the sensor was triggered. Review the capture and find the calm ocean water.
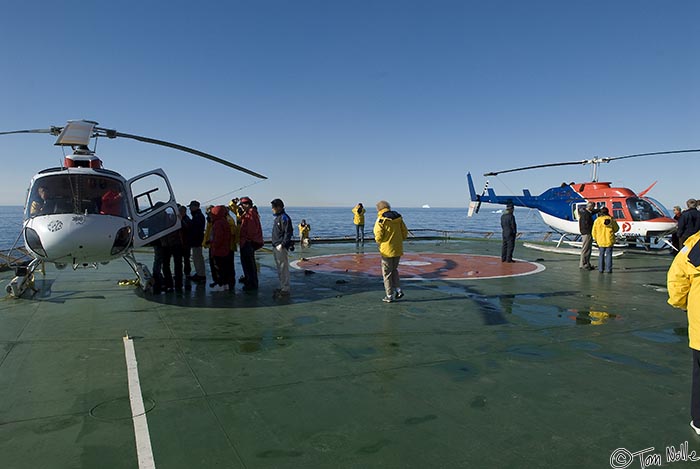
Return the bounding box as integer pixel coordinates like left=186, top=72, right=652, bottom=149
left=0, top=206, right=25, bottom=251
left=0, top=205, right=551, bottom=250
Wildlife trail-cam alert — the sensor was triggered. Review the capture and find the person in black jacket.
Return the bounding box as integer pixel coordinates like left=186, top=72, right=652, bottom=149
left=188, top=200, right=207, bottom=283
left=671, top=205, right=682, bottom=253
left=677, top=199, right=700, bottom=247
left=178, top=205, right=193, bottom=283
left=578, top=202, right=599, bottom=270
left=501, top=203, right=517, bottom=262
left=271, top=198, right=294, bottom=298
left=160, top=228, right=183, bottom=292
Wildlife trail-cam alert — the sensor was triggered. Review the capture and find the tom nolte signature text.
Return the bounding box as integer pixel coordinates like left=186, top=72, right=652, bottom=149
left=610, top=441, right=700, bottom=469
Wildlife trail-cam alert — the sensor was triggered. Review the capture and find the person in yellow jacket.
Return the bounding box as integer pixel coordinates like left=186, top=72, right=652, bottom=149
left=591, top=207, right=619, bottom=273
left=667, top=231, right=700, bottom=435
left=298, top=219, right=311, bottom=248
left=373, top=200, right=408, bottom=303
left=352, top=203, right=366, bottom=243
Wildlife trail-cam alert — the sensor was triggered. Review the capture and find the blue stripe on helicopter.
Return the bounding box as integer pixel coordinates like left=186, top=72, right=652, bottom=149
left=467, top=173, right=587, bottom=221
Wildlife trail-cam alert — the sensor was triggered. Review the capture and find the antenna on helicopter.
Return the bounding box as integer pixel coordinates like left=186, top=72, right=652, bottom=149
left=484, top=148, right=700, bottom=181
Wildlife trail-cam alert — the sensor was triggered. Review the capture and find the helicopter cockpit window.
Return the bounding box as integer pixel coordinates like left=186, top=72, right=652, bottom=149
left=25, top=174, right=128, bottom=219
left=626, top=197, right=663, bottom=221
left=644, top=197, right=673, bottom=218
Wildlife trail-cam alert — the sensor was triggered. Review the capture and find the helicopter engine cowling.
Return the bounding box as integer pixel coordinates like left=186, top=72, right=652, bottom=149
left=24, top=214, right=133, bottom=264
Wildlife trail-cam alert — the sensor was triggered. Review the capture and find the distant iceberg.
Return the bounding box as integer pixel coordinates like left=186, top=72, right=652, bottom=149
left=422, top=204, right=430, bottom=209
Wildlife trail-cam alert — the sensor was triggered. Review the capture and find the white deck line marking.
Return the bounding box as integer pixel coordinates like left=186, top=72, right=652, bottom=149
left=123, top=336, right=156, bottom=469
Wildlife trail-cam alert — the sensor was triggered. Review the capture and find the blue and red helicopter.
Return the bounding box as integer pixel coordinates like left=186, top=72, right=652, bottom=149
left=467, top=149, right=700, bottom=250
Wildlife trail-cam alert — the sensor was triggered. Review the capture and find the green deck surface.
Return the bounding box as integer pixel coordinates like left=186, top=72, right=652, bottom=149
left=1, top=239, right=698, bottom=468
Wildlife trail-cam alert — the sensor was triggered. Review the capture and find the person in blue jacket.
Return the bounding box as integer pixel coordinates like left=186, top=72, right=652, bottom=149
left=271, top=198, right=294, bottom=298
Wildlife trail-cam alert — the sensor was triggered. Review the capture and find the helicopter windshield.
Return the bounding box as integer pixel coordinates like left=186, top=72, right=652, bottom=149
left=26, top=174, right=128, bottom=219
left=626, top=197, right=664, bottom=221
left=643, top=196, right=673, bottom=218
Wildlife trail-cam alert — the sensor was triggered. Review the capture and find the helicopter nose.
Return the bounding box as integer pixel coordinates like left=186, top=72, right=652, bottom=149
left=24, top=215, right=131, bottom=264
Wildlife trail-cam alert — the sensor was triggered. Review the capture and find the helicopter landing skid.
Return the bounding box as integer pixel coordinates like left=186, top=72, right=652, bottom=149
left=5, top=258, right=42, bottom=298
left=123, top=254, right=154, bottom=293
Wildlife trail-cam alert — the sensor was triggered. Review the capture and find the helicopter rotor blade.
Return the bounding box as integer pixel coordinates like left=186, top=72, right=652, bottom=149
left=484, top=160, right=587, bottom=177
left=100, top=129, right=267, bottom=180
left=603, top=148, right=700, bottom=162
left=0, top=127, right=63, bottom=137
left=484, top=148, right=700, bottom=177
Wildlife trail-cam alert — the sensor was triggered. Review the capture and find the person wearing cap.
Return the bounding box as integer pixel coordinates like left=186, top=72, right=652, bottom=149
left=667, top=230, right=700, bottom=436
left=352, top=203, right=366, bottom=243
left=501, top=203, right=517, bottom=263
left=373, top=200, right=408, bottom=303
left=678, top=199, right=700, bottom=247
left=578, top=201, right=600, bottom=270
left=591, top=206, right=619, bottom=273
left=238, top=196, right=263, bottom=291
left=271, top=198, right=294, bottom=298
left=188, top=200, right=207, bottom=283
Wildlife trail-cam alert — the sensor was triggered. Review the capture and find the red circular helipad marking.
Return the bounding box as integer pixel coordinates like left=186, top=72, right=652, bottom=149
left=292, top=253, right=544, bottom=280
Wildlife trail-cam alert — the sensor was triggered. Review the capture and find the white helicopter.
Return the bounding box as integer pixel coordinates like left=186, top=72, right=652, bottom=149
left=2, top=120, right=266, bottom=297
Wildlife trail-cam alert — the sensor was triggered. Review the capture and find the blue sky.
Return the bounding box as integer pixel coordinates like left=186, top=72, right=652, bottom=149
left=0, top=0, right=698, bottom=209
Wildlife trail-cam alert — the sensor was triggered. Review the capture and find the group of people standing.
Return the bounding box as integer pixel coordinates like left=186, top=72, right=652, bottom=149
left=152, top=200, right=206, bottom=293
left=578, top=197, right=700, bottom=275
left=152, top=197, right=294, bottom=298
left=674, top=199, right=700, bottom=249
left=151, top=197, right=408, bottom=302
left=500, top=201, right=621, bottom=273
left=578, top=202, right=620, bottom=273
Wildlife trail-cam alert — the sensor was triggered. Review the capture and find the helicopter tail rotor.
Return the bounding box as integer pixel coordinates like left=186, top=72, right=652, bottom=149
left=466, top=172, right=486, bottom=216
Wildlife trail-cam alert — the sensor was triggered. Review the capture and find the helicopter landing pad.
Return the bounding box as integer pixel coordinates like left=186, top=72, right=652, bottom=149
left=292, top=252, right=544, bottom=280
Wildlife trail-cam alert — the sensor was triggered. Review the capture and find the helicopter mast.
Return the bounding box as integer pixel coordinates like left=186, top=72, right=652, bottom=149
left=591, top=158, right=599, bottom=182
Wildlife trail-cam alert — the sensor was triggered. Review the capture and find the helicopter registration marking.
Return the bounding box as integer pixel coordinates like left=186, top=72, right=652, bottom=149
left=123, top=336, right=156, bottom=469
left=47, top=220, right=63, bottom=232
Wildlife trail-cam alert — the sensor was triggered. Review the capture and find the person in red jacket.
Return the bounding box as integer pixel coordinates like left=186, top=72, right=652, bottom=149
left=209, top=205, right=232, bottom=292
left=237, top=197, right=263, bottom=291
left=100, top=181, right=125, bottom=217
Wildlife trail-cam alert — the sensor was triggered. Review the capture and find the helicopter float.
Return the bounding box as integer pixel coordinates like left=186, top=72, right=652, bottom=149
left=467, top=149, right=700, bottom=252
left=2, top=120, right=266, bottom=298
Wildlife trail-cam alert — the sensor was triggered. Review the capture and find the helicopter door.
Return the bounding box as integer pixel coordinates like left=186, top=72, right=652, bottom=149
left=127, top=169, right=181, bottom=248
left=572, top=203, right=587, bottom=221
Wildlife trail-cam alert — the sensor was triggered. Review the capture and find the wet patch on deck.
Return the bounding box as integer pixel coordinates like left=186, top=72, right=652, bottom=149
left=292, top=253, right=544, bottom=280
